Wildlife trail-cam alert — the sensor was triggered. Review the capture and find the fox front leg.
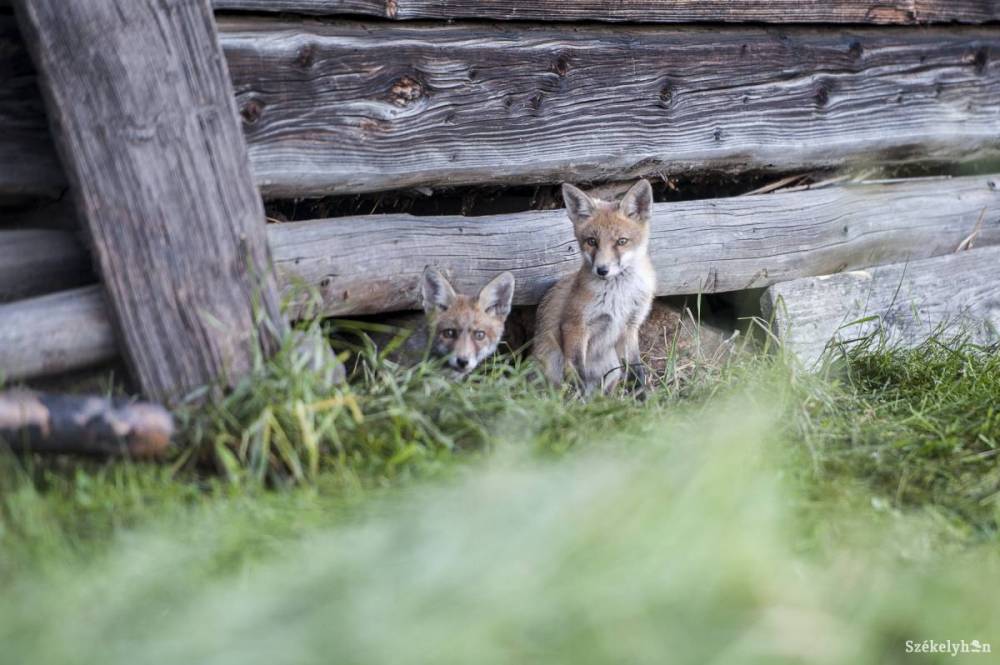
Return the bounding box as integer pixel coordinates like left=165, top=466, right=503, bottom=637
left=560, top=321, right=590, bottom=393
left=619, top=323, right=647, bottom=391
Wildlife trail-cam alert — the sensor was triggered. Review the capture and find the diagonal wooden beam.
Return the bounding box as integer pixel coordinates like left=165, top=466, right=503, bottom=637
left=13, top=0, right=287, bottom=403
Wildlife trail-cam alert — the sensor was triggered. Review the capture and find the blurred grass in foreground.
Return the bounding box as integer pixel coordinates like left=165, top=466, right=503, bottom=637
left=1, top=336, right=999, bottom=664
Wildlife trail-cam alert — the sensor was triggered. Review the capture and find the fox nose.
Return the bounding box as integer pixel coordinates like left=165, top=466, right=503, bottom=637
left=596, top=266, right=610, bottom=277
left=454, top=357, right=469, bottom=369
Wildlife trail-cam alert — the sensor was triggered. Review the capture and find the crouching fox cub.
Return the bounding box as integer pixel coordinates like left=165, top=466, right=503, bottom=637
left=413, top=267, right=515, bottom=377
left=533, top=179, right=656, bottom=394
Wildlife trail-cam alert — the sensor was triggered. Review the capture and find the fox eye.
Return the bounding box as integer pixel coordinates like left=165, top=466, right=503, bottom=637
left=617, top=237, right=629, bottom=246
left=585, top=237, right=598, bottom=247
left=473, top=330, right=486, bottom=341
left=441, top=328, right=457, bottom=339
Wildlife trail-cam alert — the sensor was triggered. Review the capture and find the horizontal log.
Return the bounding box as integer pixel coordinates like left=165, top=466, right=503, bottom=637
left=3, top=175, right=999, bottom=380
left=0, top=389, right=172, bottom=458
left=212, top=0, right=1000, bottom=24
left=11, top=174, right=1000, bottom=313
left=3, top=19, right=1000, bottom=197
left=273, top=175, right=1000, bottom=314
left=0, top=286, right=116, bottom=380
left=761, top=246, right=1000, bottom=367
left=0, top=229, right=91, bottom=301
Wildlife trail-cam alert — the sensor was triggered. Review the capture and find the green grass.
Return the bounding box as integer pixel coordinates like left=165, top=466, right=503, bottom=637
left=1, top=330, right=999, bottom=664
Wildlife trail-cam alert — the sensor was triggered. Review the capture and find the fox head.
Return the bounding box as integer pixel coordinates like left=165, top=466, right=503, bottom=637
left=562, top=179, right=654, bottom=280
left=420, top=267, right=516, bottom=376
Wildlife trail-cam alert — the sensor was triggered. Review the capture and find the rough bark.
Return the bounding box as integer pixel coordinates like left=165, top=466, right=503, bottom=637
left=14, top=0, right=287, bottom=403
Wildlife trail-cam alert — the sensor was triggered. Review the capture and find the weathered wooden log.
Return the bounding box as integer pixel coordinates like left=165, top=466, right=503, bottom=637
left=15, top=0, right=288, bottom=404
left=2, top=175, right=999, bottom=381
left=0, top=389, right=173, bottom=458
left=0, top=229, right=91, bottom=301
left=0, top=286, right=116, bottom=380
left=3, top=18, right=1000, bottom=198
left=9, top=175, right=999, bottom=315
left=201, top=20, right=1000, bottom=197
left=211, top=0, right=1000, bottom=24
left=271, top=175, right=1000, bottom=316
left=761, top=246, right=1000, bottom=367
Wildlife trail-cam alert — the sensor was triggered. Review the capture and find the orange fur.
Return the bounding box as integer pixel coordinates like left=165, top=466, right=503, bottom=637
left=533, top=180, right=656, bottom=394
left=420, top=267, right=515, bottom=377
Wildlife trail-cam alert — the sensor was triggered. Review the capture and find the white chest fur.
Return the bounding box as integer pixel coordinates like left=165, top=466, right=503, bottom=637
left=584, top=269, right=653, bottom=354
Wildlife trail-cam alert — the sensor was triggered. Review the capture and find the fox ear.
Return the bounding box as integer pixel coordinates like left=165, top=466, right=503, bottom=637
left=562, top=183, right=597, bottom=226
left=479, top=271, right=515, bottom=320
left=421, top=266, right=457, bottom=314
left=619, top=179, right=653, bottom=223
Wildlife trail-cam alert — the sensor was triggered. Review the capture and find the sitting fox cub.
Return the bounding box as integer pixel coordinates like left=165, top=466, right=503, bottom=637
left=534, top=179, right=656, bottom=394
left=395, top=267, right=516, bottom=377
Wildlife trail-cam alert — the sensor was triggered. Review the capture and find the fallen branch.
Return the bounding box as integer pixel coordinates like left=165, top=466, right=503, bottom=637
left=0, top=390, right=173, bottom=458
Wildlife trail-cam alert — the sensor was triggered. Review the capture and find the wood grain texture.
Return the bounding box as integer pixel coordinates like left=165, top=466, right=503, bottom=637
left=192, top=20, right=1000, bottom=196
left=3, top=19, right=1000, bottom=198
left=271, top=175, right=1000, bottom=317
left=0, top=286, right=116, bottom=380
left=0, top=229, right=91, bottom=301
left=212, top=0, right=1000, bottom=24
left=15, top=0, right=287, bottom=403
left=761, top=246, right=1000, bottom=367
left=4, top=175, right=998, bottom=382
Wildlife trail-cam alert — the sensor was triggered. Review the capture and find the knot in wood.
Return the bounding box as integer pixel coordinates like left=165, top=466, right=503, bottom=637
left=814, top=85, right=829, bottom=108
left=390, top=76, right=424, bottom=107
left=658, top=82, right=673, bottom=107
left=552, top=55, right=570, bottom=77
left=973, top=47, right=989, bottom=75
left=296, top=44, right=316, bottom=68
left=240, top=99, right=263, bottom=125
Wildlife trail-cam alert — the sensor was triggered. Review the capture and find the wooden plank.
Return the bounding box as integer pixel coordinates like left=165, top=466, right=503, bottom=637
left=761, top=247, right=1000, bottom=367
left=222, top=20, right=1000, bottom=197
left=0, top=286, right=116, bottom=380
left=14, top=0, right=288, bottom=403
left=0, top=229, right=92, bottom=302
left=3, top=175, right=999, bottom=381
left=270, top=175, right=1000, bottom=316
left=3, top=20, right=1000, bottom=198
left=212, top=0, right=1000, bottom=24
left=11, top=175, right=999, bottom=315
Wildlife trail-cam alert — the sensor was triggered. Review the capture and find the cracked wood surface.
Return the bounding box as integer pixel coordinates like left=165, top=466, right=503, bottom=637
left=2, top=17, right=1000, bottom=197
left=212, top=0, right=1000, bottom=24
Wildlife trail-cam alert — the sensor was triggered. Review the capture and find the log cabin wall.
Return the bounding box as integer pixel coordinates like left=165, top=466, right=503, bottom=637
left=1, top=1, right=999, bottom=382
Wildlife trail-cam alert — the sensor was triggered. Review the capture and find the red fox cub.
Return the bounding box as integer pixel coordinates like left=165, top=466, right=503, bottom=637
left=417, top=267, right=516, bottom=377
left=533, top=179, right=656, bottom=394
